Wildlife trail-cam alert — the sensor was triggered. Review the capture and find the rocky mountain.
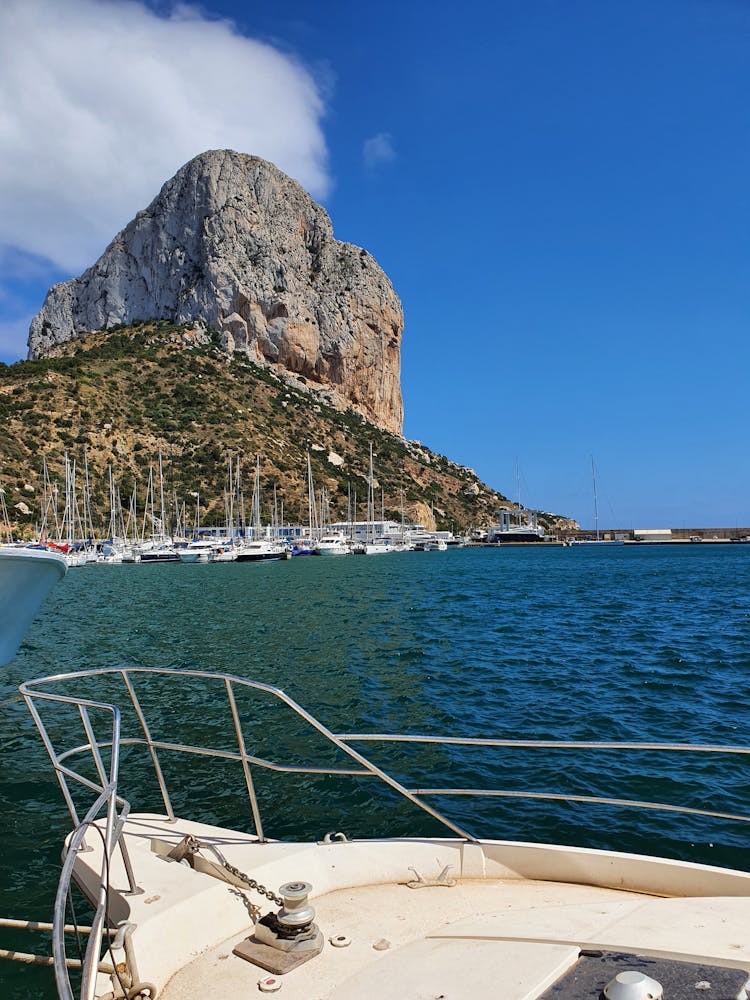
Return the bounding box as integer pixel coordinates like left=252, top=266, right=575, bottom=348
left=28, top=150, right=403, bottom=433
left=0, top=324, right=551, bottom=535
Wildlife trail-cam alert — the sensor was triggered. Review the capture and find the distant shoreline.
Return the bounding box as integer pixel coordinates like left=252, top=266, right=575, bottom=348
left=469, top=536, right=750, bottom=547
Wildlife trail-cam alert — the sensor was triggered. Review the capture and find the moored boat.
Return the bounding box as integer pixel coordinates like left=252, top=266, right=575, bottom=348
left=0, top=545, right=67, bottom=664
left=569, top=458, right=624, bottom=545
left=487, top=507, right=545, bottom=543
left=416, top=538, right=448, bottom=551
left=178, top=539, right=218, bottom=563
left=410, top=532, right=449, bottom=551
left=236, top=539, right=286, bottom=562
left=212, top=543, right=238, bottom=562
left=138, top=545, right=180, bottom=563
left=314, top=532, right=351, bottom=555
left=291, top=539, right=316, bottom=556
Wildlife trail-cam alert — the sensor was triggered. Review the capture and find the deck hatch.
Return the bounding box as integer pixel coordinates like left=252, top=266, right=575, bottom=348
left=541, top=950, right=749, bottom=999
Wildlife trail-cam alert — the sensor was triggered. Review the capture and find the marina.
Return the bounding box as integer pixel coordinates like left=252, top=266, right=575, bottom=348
left=1, top=543, right=750, bottom=998
left=0, top=2, right=747, bottom=997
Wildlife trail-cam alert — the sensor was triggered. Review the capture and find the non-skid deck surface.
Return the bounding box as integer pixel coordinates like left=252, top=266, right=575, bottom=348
left=541, top=950, right=749, bottom=999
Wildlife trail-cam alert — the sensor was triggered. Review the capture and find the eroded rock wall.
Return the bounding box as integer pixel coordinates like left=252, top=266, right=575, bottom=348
left=28, top=150, right=404, bottom=432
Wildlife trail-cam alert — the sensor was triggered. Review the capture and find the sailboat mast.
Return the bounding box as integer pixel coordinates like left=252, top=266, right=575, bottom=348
left=515, top=456, right=522, bottom=526
left=251, top=455, right=261, bottom=535
left=307, top=451, right=317, bottom=540
left=368, top=443, right=374, bottom=543
left=108, top=465, right=116, bottom=540
left=83, top=449, right=95, bottom=542
left=143, top=466, right=153, bottom=541
left=158, top=452, right=168, bottom=542
left=592, top=456, right=600, bottom=542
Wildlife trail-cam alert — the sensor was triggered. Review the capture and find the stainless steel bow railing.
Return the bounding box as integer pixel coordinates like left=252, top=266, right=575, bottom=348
left=20, top=666, right=750, bottom=1000
left=21, top=683, right=133, bottom=1000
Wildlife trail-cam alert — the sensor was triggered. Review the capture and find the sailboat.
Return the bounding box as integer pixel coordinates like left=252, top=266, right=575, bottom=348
left=179, top=494, right=217, bottom=563
left=352, top=444, right=392, bottom=553
left=571, top=458, right=624, bottom=546
left=138, top=455, right=180, bottom=562
left=236, top=457, right=285, bottom=562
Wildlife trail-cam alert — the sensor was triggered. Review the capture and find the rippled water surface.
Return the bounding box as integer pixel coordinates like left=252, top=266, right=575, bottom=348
left=2, top=544, right=750, bottom=997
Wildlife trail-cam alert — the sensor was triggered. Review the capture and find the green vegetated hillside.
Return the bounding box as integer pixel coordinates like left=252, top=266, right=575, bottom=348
left=0, top=323, right=558, bottom=536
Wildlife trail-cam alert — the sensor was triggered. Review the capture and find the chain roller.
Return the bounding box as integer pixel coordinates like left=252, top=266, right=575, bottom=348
left=180, top=835, right=284, bottom=905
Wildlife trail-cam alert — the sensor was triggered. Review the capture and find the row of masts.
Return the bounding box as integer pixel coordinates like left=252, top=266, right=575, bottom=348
left=2, top=444, right=403, bottom=548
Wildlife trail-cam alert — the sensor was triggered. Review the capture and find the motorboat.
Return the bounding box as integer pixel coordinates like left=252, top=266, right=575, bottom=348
left=17, top=666, right=750, bottom=1000
left=139, top=547, right=181, bottom=564
left=410, top=533, right=448, bottom=551
left=0, top=544, right=67, bottom=665
left=212, top=543, right=238, bottom=563
left=487, top=508, right=545, bottom=544
left=314, top=532, right=351, bottom=556
left=235, top=539, right=286, bottom=562
left=179, top=539, right=218, bottom=564
left=136, top=540, right=180, bottom=564
left=290, top=540, right=316, bottom=556
left=351, top=539, right=393, bottom=555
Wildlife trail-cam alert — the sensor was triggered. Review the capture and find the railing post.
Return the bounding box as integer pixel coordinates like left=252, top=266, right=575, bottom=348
left=23, top=693, right=84, bottom=840
left=225, top=678, right=266, bottom=841
left=121, top=670, right=175, bottom=821
left=118, top=830, right=141, bottom=896
left=78, top=704, right=108, bottom=788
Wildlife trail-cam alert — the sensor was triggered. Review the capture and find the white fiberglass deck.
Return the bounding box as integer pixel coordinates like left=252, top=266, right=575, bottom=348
left=19, top=667, right=750, bottom=1000
left=72, top=813, right=750, bottom=1000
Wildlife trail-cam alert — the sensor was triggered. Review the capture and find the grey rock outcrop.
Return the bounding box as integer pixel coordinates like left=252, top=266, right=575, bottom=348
left=28, top=150, right=404, bottom=432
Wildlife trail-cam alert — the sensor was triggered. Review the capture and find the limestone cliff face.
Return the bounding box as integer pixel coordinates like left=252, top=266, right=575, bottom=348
left=28, top=150, right=404, bottom=432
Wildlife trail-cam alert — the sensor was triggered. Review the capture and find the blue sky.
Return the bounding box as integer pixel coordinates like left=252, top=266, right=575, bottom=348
left=1, top=0, right=748, bottom=528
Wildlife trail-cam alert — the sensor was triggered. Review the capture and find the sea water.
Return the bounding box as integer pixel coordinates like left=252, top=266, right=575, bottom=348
left=1, top=544, right=749, bottom=997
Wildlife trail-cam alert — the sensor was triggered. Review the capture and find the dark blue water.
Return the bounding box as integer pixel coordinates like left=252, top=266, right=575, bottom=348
left=2, top=544, right=750, bottom=997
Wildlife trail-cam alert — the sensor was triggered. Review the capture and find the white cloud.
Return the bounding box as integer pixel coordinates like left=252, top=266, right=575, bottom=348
left=363, top=132, right=396, bottom=169
left=0, top=0, right=330, bottom=273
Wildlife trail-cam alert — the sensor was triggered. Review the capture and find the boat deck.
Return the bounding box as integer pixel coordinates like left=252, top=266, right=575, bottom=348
left=74, top=814, right=750, bottom=1000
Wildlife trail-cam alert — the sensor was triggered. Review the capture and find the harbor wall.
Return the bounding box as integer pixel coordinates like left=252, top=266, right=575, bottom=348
left=557, top=527, right=750, bottom=543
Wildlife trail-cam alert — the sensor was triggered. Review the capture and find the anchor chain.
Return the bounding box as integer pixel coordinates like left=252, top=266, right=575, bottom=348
left=170, top=835, right=283, bottom=905
left=221, top=861, right=284, bottom=906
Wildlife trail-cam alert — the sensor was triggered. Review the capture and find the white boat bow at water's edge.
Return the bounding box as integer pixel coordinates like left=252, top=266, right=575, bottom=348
left=17, top=666, right=750, bottom=1000
left=0, top=545, right=67, bottom=665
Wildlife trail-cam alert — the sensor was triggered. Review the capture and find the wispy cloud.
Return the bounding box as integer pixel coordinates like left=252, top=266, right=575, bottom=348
left=0, top=0, right=331, bottom=274
left=363, top=132, right=396, bottom=169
